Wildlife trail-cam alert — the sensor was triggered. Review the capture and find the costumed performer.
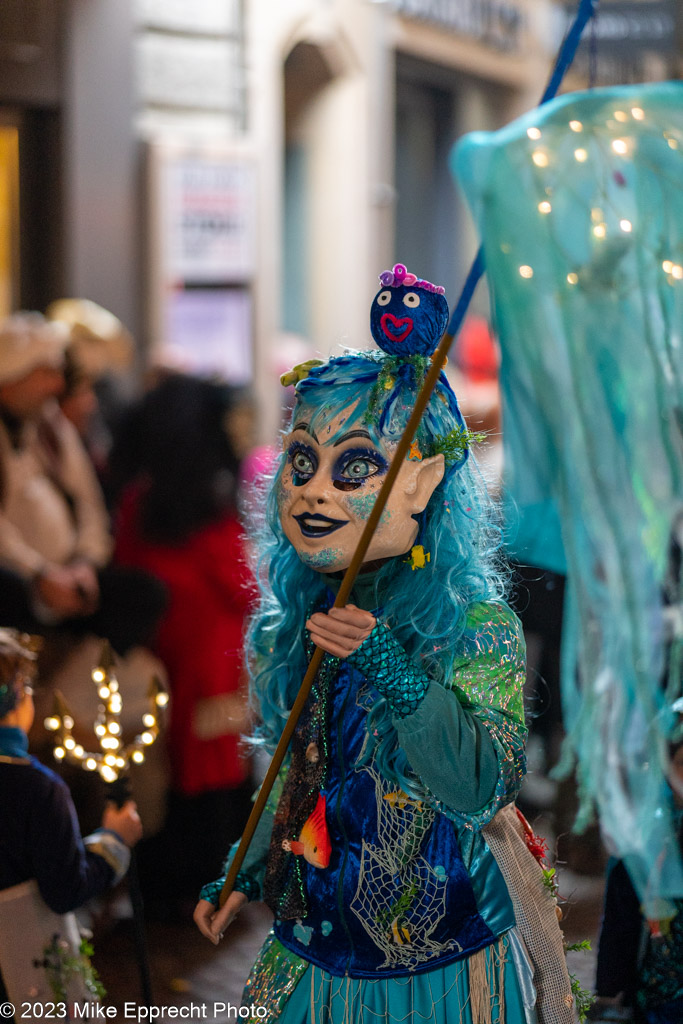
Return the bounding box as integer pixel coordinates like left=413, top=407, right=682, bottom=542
left=195, top=265, right=545, bottom=1024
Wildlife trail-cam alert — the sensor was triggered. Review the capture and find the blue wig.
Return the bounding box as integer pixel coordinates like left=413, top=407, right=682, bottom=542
left=246, top=351, right=506, bottom=795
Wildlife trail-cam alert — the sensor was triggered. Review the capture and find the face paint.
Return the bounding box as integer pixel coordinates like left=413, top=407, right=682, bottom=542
left=345, top=491, right=392, bottom=524
left=278, top=408, right=439, bottom=573
left=299, top=547, right=344, bottom=570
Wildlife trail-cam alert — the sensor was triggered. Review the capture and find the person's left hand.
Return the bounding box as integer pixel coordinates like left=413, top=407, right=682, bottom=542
left=306, top=604, right=376, bottom=659
left=194, top=891, right=248, bottom=945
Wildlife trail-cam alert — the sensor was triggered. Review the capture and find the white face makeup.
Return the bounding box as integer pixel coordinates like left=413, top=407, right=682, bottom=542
left=278, top=407, right=444, bottom=573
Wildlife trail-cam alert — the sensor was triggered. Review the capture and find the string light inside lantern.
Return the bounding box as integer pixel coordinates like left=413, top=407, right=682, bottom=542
left=44, top=641, right=168, bottom=782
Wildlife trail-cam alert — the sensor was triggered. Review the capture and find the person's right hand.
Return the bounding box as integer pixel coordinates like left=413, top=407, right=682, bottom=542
left=194, top=890, right=247, bottom=945
left=35, top=565, right=91, bottom=617
left=102, top=800, right=143, bottom=847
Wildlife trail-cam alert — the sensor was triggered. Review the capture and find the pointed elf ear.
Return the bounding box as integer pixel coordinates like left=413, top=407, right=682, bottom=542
left=402, top=453, right=445, bottom=514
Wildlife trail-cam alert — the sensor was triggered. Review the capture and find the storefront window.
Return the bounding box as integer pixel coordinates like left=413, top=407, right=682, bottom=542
left=0, top=124, right=19, bottom=317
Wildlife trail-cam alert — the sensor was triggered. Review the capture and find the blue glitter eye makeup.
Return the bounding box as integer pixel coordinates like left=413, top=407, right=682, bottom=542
left=334, top=447, right=388, bottom=491
left=288, top=442, right=318, bottom=485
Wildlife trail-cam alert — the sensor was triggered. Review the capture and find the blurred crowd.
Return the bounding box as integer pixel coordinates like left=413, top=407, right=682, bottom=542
left=0, top=305, right=263, bottom=923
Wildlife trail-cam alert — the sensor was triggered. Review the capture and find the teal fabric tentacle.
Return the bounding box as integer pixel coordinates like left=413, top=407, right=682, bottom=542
left=453, top=81, right=683, bottom=908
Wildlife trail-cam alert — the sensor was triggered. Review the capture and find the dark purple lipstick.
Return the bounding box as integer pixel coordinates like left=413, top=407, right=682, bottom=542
left=293, top=512, right=348, bottom=538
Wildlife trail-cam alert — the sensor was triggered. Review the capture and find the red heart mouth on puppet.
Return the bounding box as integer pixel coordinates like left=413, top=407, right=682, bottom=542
left=381, top=313, right=413, bottom=343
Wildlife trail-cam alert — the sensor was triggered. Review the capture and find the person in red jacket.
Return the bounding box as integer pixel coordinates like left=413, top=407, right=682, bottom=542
left=111, top=373, right=256, bottom=913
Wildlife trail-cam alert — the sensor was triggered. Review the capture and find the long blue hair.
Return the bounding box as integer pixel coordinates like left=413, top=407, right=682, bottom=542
left=246, top=351, right=506, bottom=795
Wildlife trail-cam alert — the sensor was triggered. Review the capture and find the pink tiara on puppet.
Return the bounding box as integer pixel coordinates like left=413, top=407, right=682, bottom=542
left=371, top=263, right=449, bottom=357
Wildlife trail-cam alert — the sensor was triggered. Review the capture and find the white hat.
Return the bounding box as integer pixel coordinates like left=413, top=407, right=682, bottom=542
left=0, top=312, right=69, bottom=385
left=46, top=299, right=134, bottom=378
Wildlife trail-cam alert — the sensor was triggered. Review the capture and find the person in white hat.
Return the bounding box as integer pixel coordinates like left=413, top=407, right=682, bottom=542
left=0, top=312, right=111, bottom=624
left=0, top=312, right=165, bottom=652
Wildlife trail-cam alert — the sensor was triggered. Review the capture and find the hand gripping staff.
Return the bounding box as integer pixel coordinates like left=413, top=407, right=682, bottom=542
left=220, top=0, right=599, bottom=908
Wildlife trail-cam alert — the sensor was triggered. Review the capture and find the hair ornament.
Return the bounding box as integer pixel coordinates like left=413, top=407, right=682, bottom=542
left=429, top=425, right=485, bottom=466
left=378, top=264, right=446, bottom=296
left=405, top=544, right=431, bottom=570
left=280, top=359, right=324, bottom=388
left=364, top=354, right=430, bottom=426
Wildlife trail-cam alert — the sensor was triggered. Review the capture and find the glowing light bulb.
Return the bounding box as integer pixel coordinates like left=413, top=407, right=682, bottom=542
left=574, top=148, right=588, bottom=162
left=662, top=261, right=674, bottom=274
left=614, top=110, right=628, bottom=123
left=98, top=686, right=110, bottom=700
left=142, top=713, right=156, bottom=728
left=141, top=731, right=155, bottom=745
left=672, top=265, right=683, bottom=280
left=92, top=668, right=105, bottom=683
left=44, top=717, right=60, bottom=731
left=54, top=747, right=65, bottom=760
left=532, top=150, right=548, bottom=168
left=63, top=716, right=74, bottom=730
left=132, top=750, right=145, bottom=764
left=567, top=272, right=579, bottom=285
left=527, top=126, right=542, bottom=140
left=74, top=745, right=84, bottom=758
left=611, top=139, right=628, bottom=155
left=85, top=758, right=97, bottom=771
left=104, top=754, right=117, bottom=766
left=95, top=723, right=106, bottom=737
left=631, top=107, right=644, bottom=120
left=155, top=693, right=169, bottom=708
left=668, top=138, right=678, bottom=150
left=64, top=737, right=76, bottom=750
left=519, top=265, right=534, bottom=279
left=100, top=765, right=117, bottom=783
left=593, top=224, right=607, bottom=239
left=569, top=120, right=583, bottom=133
left=619, top=219, right=632, bottom=232
left=108, top=721, right=121, bottom=735
left=538, top=201, right=552, bottom=214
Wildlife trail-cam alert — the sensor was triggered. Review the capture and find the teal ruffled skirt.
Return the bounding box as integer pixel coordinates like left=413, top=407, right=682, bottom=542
left=245, top=932, right=533, bottom=1024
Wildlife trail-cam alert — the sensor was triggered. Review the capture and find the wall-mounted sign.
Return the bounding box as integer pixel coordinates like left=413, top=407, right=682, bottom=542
left=392, top=0, right=525, bottom=53
left=161, top=152, right=256, bottom=284
left=164, top=287, right=252, bottom=383
left=563, top=1, right=676, bottom=54
left=147, top=142, right=256, bottom=383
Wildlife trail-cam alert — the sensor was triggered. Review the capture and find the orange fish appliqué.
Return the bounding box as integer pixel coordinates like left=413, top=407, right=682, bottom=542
left=284, top=793, right=331, bottom=869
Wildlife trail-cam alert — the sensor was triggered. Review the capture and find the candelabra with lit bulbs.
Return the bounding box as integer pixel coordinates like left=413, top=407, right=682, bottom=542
left=44, top=642, right=169, bottom=782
